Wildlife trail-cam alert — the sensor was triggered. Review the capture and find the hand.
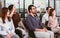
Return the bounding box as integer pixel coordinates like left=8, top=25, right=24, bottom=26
left=35, top=28, right=43, bottom=32
left=12, top=6, right=16, bottom=13
left=43, top=28, right=47, bottom=32
left=7, top=34, right=12, bottom=38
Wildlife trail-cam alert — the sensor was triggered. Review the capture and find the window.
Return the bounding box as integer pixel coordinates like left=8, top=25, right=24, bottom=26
left=6, top=0, right=18, bottom=8
left=50, top=0, right=54, bottom=8
left=25, top=0, right=32, bottom=9
left=20, top=0, right=23, bottom=13
left=34, top=0, right=48, bottom=12
left=55, top=0, right=60, bottom=16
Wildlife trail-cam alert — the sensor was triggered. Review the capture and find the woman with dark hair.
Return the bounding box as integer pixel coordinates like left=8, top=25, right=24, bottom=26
left=8, top=5, right=28, bottom=38
left=48, top=8, right=60, bottom=33
left=8, top=5, right=26, bottom=29
left=8, top=5, right=24, bottom=28
left=0, top=7, right=19, bottom=38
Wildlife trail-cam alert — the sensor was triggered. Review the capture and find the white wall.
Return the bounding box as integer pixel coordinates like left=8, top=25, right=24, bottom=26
left=6, top=0, right=18, bottom=8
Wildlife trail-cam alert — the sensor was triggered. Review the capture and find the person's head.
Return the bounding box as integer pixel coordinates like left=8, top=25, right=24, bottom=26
left=28, top=5, right=37, bottom=14
left=46, top=6, right=52, bottom=14
left=1, top=7, right=10, bottom=23
left=8, top=4, right=16, bottom=12
left=49, top=8, right=56, bottom=17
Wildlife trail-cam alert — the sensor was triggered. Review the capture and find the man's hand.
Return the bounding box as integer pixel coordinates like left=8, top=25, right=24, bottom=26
left=43, top=28, right=47, bottom=32
left=35, top=28, right=43, bottom=32
left=35, top=28, right=47, bottom=32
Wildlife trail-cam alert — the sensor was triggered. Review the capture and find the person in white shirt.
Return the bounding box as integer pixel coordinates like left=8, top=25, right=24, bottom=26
left=42, top=7, right=52, bottom=24
left=0, top=7, right=19, bottom=38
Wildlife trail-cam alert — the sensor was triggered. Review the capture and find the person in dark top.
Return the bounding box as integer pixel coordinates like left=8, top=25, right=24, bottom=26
left=25, top=5, right=54, bottom=38
left=26, top=14, right=43, bottom=31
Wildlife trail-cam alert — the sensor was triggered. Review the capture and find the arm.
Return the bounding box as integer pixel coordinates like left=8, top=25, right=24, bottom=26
left=19, top=20, right=26, bottom=30
left=7, top=10, right=14, bottom=18
left=7, top=6, right=15, bottom=18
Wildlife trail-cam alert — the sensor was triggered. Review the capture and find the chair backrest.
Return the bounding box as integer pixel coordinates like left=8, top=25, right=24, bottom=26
left=22, top=18, right=29, bottom=30
left=45, top=21, right=51, bottom=30
left=45, top=21, right=48, bottom=27
left=15, top=29, right=23, bottom=38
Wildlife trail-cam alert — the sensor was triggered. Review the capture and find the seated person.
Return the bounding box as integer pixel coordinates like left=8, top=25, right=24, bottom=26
left=48, top=8, right=60, bottom=33
left=42, top=7, right=52, bottom=25
left=25, top=5, right=54, bottom=38
left=8, top=5, right=28, bottom=38
left=0, top=7, right=19, bottom=38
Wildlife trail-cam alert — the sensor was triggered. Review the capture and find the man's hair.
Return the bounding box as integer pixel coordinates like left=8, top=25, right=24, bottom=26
left=28, top=5, right=35, bottom=12
left=46, top=6, right=52, bottom=10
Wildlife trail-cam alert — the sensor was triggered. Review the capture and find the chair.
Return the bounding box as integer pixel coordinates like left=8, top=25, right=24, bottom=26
left=15, top=29, right=23, bottom=38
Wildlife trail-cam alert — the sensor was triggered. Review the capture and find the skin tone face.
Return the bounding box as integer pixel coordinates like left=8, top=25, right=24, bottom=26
left=30, top=6, right=37, bottom=14
left=47, top=8, right=51, bottom=14
left=52, top=10, right=56, bottom=17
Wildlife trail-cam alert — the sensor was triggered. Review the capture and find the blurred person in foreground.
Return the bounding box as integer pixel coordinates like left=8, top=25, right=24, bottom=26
left=0, top=7, right=19, bottom=38
left=8, top=5, right=28, bottom=38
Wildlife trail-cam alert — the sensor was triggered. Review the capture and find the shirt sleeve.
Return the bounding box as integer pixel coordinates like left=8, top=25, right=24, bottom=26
left=25, top=17, right=36, bottom=31
left=0, top=18, right=8, bottom=35
left=8, top=19, right=15, bottom=34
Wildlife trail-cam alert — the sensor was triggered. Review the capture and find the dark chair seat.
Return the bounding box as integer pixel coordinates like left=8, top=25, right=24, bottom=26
left=15, top=29, right=23, bottom=38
